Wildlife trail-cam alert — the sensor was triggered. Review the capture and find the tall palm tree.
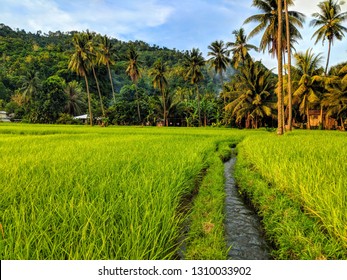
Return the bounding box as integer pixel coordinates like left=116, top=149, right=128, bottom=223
left=150, top=59, right=169, bottom=126
left=98, top=35, right=117, bottom=104
left=277, top=0, right=284, bottom=134
left=68, top=32, right=93, bottom=126
left=284, top=0, right=293, bottom=130
left=227, top=28, right=258, bottom=69
left=183, top=48, right=205, bottom=127
left=126, top=46, right=142, bottom=123
left=292, top=49, right=324, bottom=129
left=310, top=0, right=347, bottom=75
left=207, top=40, right=231, bottom=103
left=86, top=31, right=105, bottom=117
left=244, top=0, right=305, bottom=58
left=64, top=80, right=86, bottom=116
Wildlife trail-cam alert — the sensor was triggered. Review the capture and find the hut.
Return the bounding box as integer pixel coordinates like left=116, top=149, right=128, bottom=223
left=308, top=110, right=337, bottom=130
left=0, top=111, right=11, bottom=122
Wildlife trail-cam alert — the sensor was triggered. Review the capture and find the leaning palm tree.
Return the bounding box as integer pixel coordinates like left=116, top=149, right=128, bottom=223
left=126, top=46, right=142, bottom=123
left=207, top=40, right=231, bottom=102
left=292, top=49, right=324, bottom=129
left=150, top=59, right=169, bottom=126
left=310, top=0, right=347, bottom=75
left=183, top=48, right=205, bottom=127
left=68, top=32, right=93, bottom=126
left=98, top=35, right=117, bottom=103
left=227, top=28, right=258, bottom=69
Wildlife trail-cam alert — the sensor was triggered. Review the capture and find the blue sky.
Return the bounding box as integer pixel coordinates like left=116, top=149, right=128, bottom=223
left=1, top=0, right=347, bottom=71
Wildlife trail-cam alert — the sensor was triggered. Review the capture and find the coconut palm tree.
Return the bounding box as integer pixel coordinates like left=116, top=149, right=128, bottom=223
left=183, top=48, right=205, bottom=127
left=244, top=0, right=305, bottom=58
left=85, top=31, right=105, bottom=117
left=98, top=35, right=117, bottom=104
left=227, top=28, right=258, bottom=69
left=126, top=46, right=142, bottom=123
left=21, top=69, right=41, bottom=101
left=64, top=80, right=86, bottom=116
left=207, top=40, right=231, bottom=101
left=310, top=0, right=347, bottom=75
left=68, top=32, right=93, bottom=126
left=292, top=49, right=324, bottom=129
left=277, top=0, right=284, bottom=134
left=150, top=59, right=169, bottom=126
left=225, top=59, right=275, bottom=128
left=284, top=0, right=293, bottom=130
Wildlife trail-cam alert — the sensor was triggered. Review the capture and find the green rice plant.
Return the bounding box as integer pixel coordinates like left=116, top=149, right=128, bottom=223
left=235, top=130, right=347, bottom=259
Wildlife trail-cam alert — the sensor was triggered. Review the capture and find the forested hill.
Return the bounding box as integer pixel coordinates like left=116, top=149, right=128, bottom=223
left=0, top=23, right=222, bottom=125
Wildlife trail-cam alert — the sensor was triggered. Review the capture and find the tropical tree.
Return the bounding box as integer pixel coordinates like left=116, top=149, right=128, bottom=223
left=86, top=31, right=105, bottom=117
left=64, top=80, right=86, bottom=116
left=150, top=59, right=169, bottom=126
left=277, top=0, right=284, bottom=134
left=225, top=59, right=275, bottom=128
left=21, top=69, right=41, bottom=101
left=227, top=28, right=258, bottom=69
left=244, top=0, right=305, bottom=58
left=68, top=32, right=93, bottom=126
left=310, top=0, right=347, bottom=75
left=207, top=40, right=231, bottom=102
left=183, top=48, right=205, bottom=127
left=126, top=46, right=142, bottom=123
left=292, top=49, right=324, bottom=129
left=98, top=35, right=117, bottom=103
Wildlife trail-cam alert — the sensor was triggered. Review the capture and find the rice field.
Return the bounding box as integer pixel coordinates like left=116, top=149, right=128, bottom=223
left=0, top=124, right=244, bottom=259
left=1, top=124, right=346, bottom=259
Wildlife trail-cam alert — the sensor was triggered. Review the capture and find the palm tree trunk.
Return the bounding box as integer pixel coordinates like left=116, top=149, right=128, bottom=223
left=84, top=75, right=93, bottom=126
left=306, top=107, right=310, bottom=129
left=220, top=71, right=225, bottom=104
left=135, top=84, right=141, bottom=124
left=340, top=117, right=345, bottom=131
left=107, top=62, right=116, bottom=104
left=285, top=0, right=293, bottom=131
left=196, top=84, right=201, bottom=127
left=277, top=0, right=284, bottom=135
left=161, top=88, right=167, bottom=127
left=92, top=66, right=105, bottom=117
left=320, top=104, right=324, bottom=129
left=325, top=40, right=332, bottom=75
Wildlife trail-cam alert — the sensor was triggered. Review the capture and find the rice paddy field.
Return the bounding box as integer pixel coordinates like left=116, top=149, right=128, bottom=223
left=0, top=123, right=346, bottom=260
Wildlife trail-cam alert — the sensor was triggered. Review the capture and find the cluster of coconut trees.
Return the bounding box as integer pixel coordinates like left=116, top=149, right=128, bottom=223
left=216, top=0, right=347, bottom=132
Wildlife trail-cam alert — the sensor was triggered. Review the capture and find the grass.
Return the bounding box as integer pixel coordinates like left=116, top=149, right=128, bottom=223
left=235, top=130, right=347, bottom=259
left=1, top=124, right=346, bottom=260
left=0, top=124, right=244, bottom=259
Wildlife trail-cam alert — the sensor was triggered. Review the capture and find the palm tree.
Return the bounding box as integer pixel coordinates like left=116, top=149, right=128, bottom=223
left=64, top=80, right=86, bottom=116
left=86, top=31, right=105, bottom=117
left=225, top=60, right=275, bottom=128
left=150, top=59, right=169, bottom=126
left=126, top=46, right=142, bottom=123
left=310, top=0, right=347, bottom=75
left=292, top=49, right=324, bottom=129
left=68, top=33, right=93, bottom=126
left=227, top=28, right=258, bottom=69
left=21, top=69, right=41, bottom=101
left=284, top=0, right=293, bottom=130
left=277, top=0, right=284, bottom=134
left=244, top=0, right=305, bottom=58
left=207, top=40, right=231, bottom=102
left=183, top=48, right=205, bottom=126
left=98, top=35, right=117, bottom=104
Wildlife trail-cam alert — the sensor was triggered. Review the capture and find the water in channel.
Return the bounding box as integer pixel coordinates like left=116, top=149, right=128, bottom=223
left=224, top=156, right=271, bottom=260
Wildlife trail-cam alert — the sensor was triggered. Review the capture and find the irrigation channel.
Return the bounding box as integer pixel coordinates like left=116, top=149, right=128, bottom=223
left=224, top=155, right=272, bottom=260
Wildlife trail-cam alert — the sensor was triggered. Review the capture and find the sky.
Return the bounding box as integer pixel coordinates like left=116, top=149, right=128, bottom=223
left=1, top=0, right=347, bottom=71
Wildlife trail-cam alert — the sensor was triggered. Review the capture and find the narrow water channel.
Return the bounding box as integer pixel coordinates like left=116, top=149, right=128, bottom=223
left=224, top=156, right=271, bottom=260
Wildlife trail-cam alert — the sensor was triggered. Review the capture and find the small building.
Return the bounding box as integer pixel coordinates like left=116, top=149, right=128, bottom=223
left=0, top=111, right=11, bottom=122
left=308, top=110, right=337, bottom=129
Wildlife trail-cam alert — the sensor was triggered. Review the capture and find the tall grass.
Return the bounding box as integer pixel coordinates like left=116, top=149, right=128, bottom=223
left=235, top=130, right=347, bottom=259
left=0, top=124, right=244, bottom=259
